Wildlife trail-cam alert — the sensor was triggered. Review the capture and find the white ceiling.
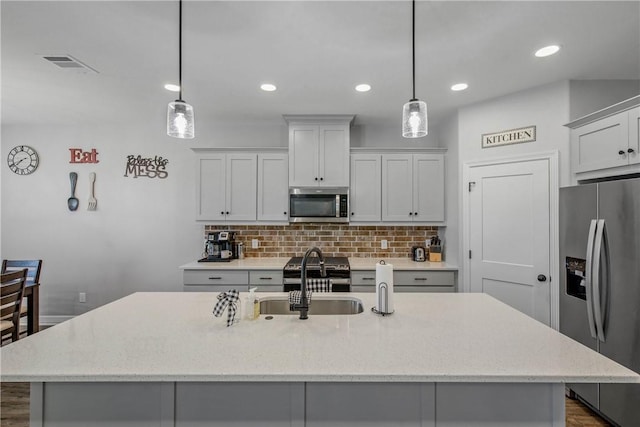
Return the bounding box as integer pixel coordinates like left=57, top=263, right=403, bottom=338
left=2, top=1, right=639, bottom=132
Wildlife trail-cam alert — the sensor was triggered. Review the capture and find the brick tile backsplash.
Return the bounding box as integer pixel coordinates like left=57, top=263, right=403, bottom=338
left=204, top=224, right=439, bottom=258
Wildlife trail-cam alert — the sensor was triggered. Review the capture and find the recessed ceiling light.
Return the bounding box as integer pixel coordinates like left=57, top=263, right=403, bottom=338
left=451, top=83, right=468, bottom=92
left=355, top=84, right=371, bottom=92
left=535, top=45, right=560, bottom=58
left=260, top=83, right=277, bottom=92
left=164, top=83, right=180, bottom=92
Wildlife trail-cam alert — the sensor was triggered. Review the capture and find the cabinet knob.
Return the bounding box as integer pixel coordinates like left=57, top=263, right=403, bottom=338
left=220, top=211, right=224, bottom=215
left=351, top=212, right=354, bottom=216
left=315, top=177, right=318, bottom=181
left=414, top=212, right=418, bottom=216
left=619, top=150, right=626, bottom=155
left=284, top=212, right=287, bottom=215
left=409, top=212, right=413, bottom=216
left=226, top=211, right=229, bottom=215
left=320, top=177, right=324, bottom=181
left=629, top=148, right=636, bottom=154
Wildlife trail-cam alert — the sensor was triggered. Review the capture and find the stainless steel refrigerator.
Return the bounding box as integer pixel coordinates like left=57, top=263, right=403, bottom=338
left=560, top=176, right=640, bottom=427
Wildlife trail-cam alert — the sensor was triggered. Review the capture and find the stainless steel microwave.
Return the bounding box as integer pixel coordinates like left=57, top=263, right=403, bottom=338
left=289, top=187, right=349, bottom=223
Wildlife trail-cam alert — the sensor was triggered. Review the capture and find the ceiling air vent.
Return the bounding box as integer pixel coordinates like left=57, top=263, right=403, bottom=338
left=42, top=55, right=98, bottom=73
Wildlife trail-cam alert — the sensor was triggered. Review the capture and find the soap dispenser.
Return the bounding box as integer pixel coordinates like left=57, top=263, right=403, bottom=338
left=244, top=288, right=258, bottom=320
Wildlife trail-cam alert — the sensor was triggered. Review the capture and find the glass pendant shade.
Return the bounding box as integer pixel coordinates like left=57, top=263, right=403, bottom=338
left=167, top=100, right=194, bottom=139
left=402, top=99, right=428, bottom=138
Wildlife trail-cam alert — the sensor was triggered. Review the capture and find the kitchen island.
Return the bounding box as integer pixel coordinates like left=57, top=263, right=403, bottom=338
left=1, top=292, right=638, bottom=426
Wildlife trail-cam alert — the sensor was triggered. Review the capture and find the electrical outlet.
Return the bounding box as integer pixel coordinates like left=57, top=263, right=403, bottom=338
left=79, top=292, right=86, bottom=303
left=252, top=239, right=259, bottom=249
left=381, top=239, right=388, bottom=249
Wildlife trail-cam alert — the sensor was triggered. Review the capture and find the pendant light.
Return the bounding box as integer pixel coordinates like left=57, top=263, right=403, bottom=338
left=167, top=0, right=195, bottom=139
left=402, top=0, right=427, bottom=138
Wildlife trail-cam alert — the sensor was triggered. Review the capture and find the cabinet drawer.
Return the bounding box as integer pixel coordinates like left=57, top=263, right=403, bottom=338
left=394, top=271, right=455, bottom=287
left=249, top=270, right=284, bottom=286
left=394, top=286, right=453, bottom=293
left=183, top=270, right=248, bottom=285
left=351, top=271, right=376, bottom=286
left=351, top=285, right=375, bottom=293
left=183, top=284, right=249, bottom=292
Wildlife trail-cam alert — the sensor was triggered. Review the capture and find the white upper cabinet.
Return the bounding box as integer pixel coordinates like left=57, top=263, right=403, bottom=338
left=350, top=154, right=381, bottom=222
left=382, top=154, right=413, bottom=222
left=196, top=153, right=257, bottom=222
left=285, top=115, right=353, bottom=187
left=566, top=97, right=640, bottom=180
left=257, top=153, right=289, bottom=222
left=413, top=154, right=445, bottom=222
left=382, top=153, right=445, bottom=223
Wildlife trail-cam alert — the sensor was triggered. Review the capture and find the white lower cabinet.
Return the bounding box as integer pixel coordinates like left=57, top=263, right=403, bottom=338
left=249, top=270, right=283, bottom=292
left=351, top=270, right=455, bottom=292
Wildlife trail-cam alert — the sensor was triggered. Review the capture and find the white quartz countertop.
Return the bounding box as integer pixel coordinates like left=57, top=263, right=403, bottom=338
left=180, top=257, right=457, bottom=271
left=1, top=292, right=637, bottom=384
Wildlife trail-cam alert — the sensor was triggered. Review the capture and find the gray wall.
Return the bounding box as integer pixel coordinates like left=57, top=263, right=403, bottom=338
left=2, top=79, right=637, bottom=319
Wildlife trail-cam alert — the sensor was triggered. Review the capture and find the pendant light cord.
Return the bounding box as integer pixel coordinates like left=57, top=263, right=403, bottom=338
left=411, top=0, right=416, bottom=101
left=178, top=0, right=183, bottom=101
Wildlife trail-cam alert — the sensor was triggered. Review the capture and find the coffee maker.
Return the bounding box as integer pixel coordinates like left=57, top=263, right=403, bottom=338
left=411, top=246, right=426, bottom=262
left=201, top=231, right=236, bottom=262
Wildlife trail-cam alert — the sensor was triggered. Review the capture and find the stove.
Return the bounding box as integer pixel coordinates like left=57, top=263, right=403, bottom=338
left=283, top=256, right=351, bottom=292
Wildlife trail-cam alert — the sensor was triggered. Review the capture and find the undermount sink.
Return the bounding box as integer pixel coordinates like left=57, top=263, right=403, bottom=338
left=259, top=296, right=364, bottom=316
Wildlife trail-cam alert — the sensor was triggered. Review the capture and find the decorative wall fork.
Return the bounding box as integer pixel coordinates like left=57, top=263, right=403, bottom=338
left=87, top=172, right=97, bottom=211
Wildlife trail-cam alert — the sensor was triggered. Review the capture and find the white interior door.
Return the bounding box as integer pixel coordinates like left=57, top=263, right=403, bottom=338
left=468, top=158, right=551, bottom=325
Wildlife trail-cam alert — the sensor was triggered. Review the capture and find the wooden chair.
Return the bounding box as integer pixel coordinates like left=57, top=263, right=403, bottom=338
left=1, top=259, right=42, bottom=322
left=1, top=269, right=28, bottom=343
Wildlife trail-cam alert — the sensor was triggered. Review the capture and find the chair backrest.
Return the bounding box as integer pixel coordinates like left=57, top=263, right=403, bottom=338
left=1, top=259, right=42, bottom=285
left=1, top=269, right=28, bottom=341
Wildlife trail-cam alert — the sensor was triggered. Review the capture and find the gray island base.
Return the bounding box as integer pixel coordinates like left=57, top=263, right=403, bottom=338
left=2, top=293, right=637, bottom=427
left=32, top=381, right=564, bottom=426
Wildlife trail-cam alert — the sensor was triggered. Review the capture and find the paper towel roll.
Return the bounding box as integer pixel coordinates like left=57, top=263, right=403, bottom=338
left=375, top=261, right=394, bottom=314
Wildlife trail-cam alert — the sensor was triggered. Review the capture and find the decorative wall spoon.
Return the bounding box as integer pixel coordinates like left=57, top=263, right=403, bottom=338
left=68, top=172, right=79, bottom=211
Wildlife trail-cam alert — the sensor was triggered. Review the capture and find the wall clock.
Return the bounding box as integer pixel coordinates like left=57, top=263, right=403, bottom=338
left=7, top=145, right=39, bottom=175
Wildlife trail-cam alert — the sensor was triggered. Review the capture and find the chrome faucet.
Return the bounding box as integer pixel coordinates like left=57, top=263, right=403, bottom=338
left=293, top=246, right=326, bottom=319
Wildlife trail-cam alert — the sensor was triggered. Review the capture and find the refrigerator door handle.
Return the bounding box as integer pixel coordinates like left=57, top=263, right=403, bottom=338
left=585, top=219, right=598, bottom=339
left=592, top=219, right=609, bottom=342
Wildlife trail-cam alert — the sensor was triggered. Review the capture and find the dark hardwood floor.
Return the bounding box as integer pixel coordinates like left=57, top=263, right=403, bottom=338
left=0, top=382, right=612, bottom=426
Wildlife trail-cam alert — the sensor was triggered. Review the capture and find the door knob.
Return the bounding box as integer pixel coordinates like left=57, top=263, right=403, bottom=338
left=537, top=274, right=547, bottom=282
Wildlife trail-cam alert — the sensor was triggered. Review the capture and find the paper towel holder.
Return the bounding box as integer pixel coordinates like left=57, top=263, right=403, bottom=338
left=372, top=281, right=395, bottom=316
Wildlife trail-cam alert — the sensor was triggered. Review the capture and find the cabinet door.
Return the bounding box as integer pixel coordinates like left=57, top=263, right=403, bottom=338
left=257, top=154, right=289, bottom=222
left=571, top=111, right=629, bottom=173
left=289, top=126, right=319, bottom=186
left=319, top=125, right=350, bottom=186
left=350, top=154, right=381, bottom=222
left=225, top=154, right=257, bottom=221
left=382, top=154, right=413, bottom=222
left=629, top=107, right=640, bottom=165
left=413, top=154, right=445, bottom=222
left=196, top=155, right=226, bottom=221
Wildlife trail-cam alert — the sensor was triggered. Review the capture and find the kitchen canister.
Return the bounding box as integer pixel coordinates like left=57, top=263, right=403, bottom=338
left=373, top=260, right=394, bottom=315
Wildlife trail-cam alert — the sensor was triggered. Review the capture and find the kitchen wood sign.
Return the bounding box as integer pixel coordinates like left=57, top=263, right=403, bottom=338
left=481, top=125, right=536, bottom=148
left=124, top=155, right=169, bottom=179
